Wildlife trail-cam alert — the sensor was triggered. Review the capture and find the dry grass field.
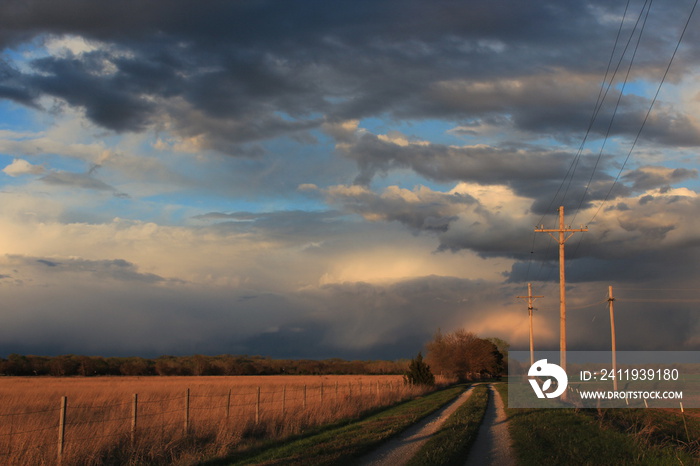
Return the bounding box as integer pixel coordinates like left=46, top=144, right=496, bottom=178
left=0, top=374, right=434, bottom=465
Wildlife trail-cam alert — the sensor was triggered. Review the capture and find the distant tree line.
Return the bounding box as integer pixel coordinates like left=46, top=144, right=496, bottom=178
left=0, top=353, right=409, bottom=377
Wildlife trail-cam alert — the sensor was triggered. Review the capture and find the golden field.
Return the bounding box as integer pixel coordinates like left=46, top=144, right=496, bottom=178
left=0, top=375, right=432, bottom=465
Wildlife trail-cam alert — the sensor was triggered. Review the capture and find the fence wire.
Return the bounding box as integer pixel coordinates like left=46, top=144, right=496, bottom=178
left=0, top=378, right=412, bottom=465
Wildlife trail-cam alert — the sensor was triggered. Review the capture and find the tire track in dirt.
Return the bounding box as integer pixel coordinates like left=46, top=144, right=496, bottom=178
left=464, top=384, right=515, bottom=466
left=358, top=386, right=476, bottom=466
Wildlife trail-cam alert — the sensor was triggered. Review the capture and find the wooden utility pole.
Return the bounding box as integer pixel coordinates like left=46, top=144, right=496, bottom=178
left=535, top=206, right=588, bottom=374
left=608, top=285, right=618, bottom=391
left=517, top=283, right=543, bottom=366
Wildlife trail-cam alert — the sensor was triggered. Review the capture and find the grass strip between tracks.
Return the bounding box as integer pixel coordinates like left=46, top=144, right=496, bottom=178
left=494, top=383, right=696, bottom=465
left=406, top=383, right=489, bottom=466
left=204, top=385, right=466, bottom=466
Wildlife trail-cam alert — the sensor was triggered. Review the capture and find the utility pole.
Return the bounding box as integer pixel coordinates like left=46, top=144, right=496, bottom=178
left=517, top=283, right=543, bottom=367
left=535, top=206, right=588, bottom=375
left=608, top=285, right=618, bottom=391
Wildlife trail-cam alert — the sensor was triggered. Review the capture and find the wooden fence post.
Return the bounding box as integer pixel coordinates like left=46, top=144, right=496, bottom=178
left=58, top=396, right=67, bottom=461
left=303, top=384, right=307, bottom=409
left=320, top=382, right=324, bottom=404
left=255, top=387, right=261, bottom=424
left=184, top=389, right=190, bottom=435
left=282, top=385, right=286, bottom=415
left=131, top=394, right=138, bottom=445
left=226, top=389, right=231, bottom=420
left=335, top=381, right=339, bottom=401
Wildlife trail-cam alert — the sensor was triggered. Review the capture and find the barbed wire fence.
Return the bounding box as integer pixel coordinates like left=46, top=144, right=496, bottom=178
left=0, top=379, right=411, bottom=465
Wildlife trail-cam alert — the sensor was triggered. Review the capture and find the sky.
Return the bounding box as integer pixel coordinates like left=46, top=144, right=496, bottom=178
left=1, top=0, right=700, bottom=359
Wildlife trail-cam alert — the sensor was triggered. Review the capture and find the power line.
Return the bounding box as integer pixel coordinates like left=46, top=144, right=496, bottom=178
left=536, top=298, right=609, bottom=313
left=587, top=0, right=700, bottom=225
left=615, top=287, right=700, bottom=291
left=540, top=0, right=644, bottom=225
left=617, top=298, right=700, bottom=303
left=572, top=0, right=653, bottom=222
left=526, top=1, right=639, bottom=284
left=528, top=0, right=700, bottom=289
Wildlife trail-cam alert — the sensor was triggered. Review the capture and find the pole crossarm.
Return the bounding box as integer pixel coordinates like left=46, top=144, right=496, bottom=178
left=534, top=228, right=588, bottom=242
left=516, top=294, right=545, bottom=306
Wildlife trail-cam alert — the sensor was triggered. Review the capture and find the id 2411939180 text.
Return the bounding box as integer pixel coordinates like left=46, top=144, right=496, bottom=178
left=581, top=368, right=680, bottom=382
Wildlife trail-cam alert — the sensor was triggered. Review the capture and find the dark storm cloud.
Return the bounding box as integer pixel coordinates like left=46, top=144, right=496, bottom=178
left=295, top=275, right=506, bottom=356
left=322, top=184, right=475, bottom=232
left=2, top=0, right=700, bottom=360
left=0, top=253, right=507, bottom=358
left=430, top=77, right=700, bottom=145
left=0, top=59, right=38, bottom=106
left=321, top=151, right=700, bottom=266
left=342, top=132, right=577, bottom=185
left=621, top=165, right=698, bottom=191
left=28, top=54, right=156, bottom=132
left=0, top=0, right=698, bottom=152
left=505, top=193, right=700, bottom=288
left=334, top=131, right=625, bottom=214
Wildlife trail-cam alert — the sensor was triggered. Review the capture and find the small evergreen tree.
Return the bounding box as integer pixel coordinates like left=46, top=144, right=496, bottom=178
left=403, top=352, right=435, bottom=386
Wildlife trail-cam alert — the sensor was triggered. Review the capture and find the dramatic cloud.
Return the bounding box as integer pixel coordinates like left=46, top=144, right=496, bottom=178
left=1, top=1, right=699, bottom=152
left=0, top=0, right=699, bottom=358
left=321, top=184, right=475, bottom=232
left=622, top=165, right=698, bottom=191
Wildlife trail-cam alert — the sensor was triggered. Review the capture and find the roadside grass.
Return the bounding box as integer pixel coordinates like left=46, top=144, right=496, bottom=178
left=495, top=384, right=696, bottom=465
left=589, top=407, right=700, bottom=460
left=201, top=385, right=466, bottom=465
left=406, top=384, right=489, bottom=466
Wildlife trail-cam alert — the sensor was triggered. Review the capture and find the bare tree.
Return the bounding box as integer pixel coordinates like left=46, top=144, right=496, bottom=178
left=425, top=329, right=504, bottom=381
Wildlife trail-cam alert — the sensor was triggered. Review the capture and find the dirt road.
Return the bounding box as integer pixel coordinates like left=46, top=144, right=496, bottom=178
left=358, top=386, right=476, bottom=466
left=464, top=384, right=515, bottom=466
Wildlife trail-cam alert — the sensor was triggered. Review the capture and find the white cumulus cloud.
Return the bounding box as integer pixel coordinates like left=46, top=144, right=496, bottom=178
left=3, top=159, right=45, bottom=177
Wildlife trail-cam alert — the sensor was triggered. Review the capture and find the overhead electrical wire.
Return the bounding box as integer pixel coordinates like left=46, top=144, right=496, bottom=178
left=614, top=287, right=700, bottom=291
left=572, top=0, right=653, bottom=222
left=535, top=0, right=637, bottom=228
left=567, top=0, right=646, bottom=216
left=569, top=0, right=653, bottom=259
left=617, top=298, right=700, bottom=303
left=525, top=0, right=636, bottom=285
left=536, top=297, right=609, bottom=313
left=526, top=0, right=700, bottom=295
left=587, top=0, right=699, bottom=225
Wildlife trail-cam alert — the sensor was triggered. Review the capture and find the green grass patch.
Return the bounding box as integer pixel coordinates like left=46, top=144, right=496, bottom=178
left=495, top=384, right=695, bottom=465
left=407, top=384, right=489, bottom=466
left=203, top=385, right=466, bottom=466
left=587, top=407, right=700, bottom=460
